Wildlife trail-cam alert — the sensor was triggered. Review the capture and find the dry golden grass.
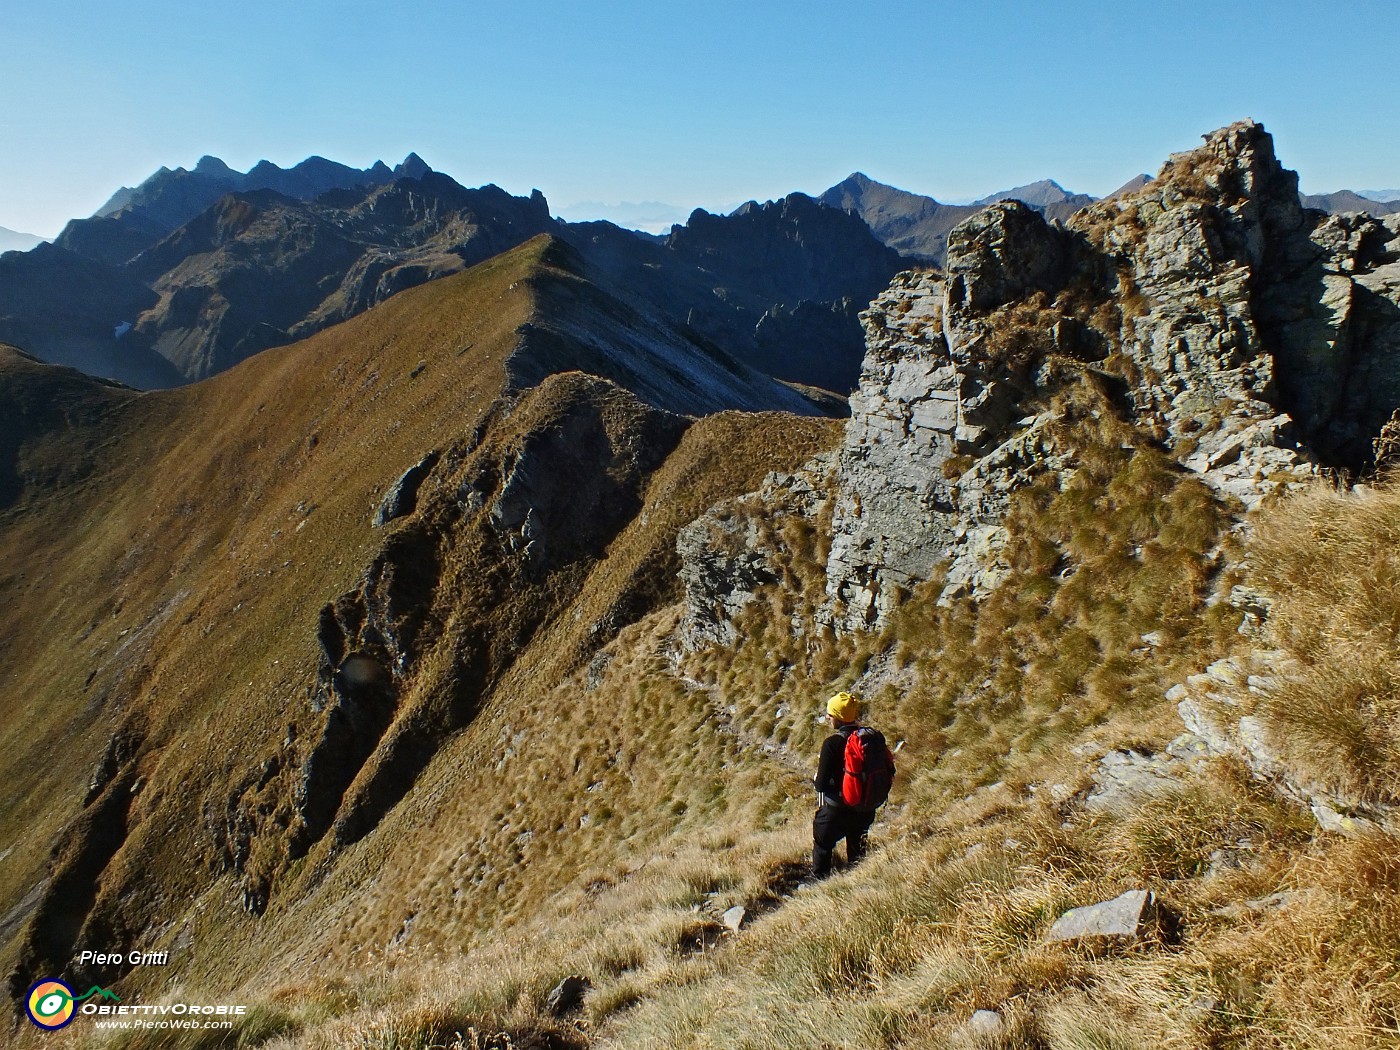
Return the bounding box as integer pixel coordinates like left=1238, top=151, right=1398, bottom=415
left=1248, top=481, right=1400, bottom=802
left=63, top=400, right=1400, bottom=1050
left=0, top=234, right=838, bottom=1048
left=0, top=239, right=540, bottom=1000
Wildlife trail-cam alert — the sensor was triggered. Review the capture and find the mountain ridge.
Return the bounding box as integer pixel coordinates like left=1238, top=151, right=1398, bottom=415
left=90, top=151, right=431, bottom=227
left=6, top=169, right=902, bottom=396
left=0, top=235, right=838, bottom=1011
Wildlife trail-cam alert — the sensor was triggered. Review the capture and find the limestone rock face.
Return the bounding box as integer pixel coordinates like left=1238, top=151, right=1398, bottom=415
left=944, top=200, right=1069, bottom=314
left=824, top=121, right=1400, bottom=630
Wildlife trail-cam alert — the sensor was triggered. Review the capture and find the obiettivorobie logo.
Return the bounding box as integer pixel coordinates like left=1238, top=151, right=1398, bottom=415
left=25, top=979, right=120, bottom=1030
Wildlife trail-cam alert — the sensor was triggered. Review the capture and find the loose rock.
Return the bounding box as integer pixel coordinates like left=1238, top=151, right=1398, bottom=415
left=968, top=1009, right=1004, bottom=1037
left=1048, top=889, right=1158, bottom=943
left=544, top=975, right=589, bottom=1016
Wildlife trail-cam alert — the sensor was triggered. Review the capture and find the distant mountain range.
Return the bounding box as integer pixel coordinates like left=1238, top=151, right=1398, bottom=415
left=817, top=172, right=1153, bottom=264
left=1300, top=189, right=1400, bottom=216
left=3, top=152, right=1396, bottom=393
left=0, top=225, right=45, bottom=253
left=972, top=178, right=1099, bottom=217
left=1, top=154, right=902, bottom=395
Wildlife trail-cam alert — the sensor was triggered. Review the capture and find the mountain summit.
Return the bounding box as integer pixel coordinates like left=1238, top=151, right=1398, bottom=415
left=972, top=177, right=1096, bottom=214
left=817, top=173, right=973, bottom=263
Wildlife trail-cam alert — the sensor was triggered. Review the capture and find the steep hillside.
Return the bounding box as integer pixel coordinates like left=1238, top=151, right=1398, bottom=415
left=0, top=243, right=181, bottom=388
left=124, top=177, right=557, bottom=380
left=565, top=193, right=904, bottom=393
left=0, top=235, right=837, bottom=1041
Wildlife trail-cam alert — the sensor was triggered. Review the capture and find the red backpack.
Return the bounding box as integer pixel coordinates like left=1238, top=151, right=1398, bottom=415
left=842, top=727, right=895, bottom=811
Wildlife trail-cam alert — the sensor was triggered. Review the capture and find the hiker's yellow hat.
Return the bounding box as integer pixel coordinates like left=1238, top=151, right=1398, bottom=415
left=827, top=692, right=862, bottom=722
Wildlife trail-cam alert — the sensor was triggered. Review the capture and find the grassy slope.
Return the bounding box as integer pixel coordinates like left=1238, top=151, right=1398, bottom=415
left=0, top=235, right=841, bottom=1047
left=163, top=376, right=1400, bottom=1050
left=4, top=232, right=1397, bottom=1049
left=0, top=237, right=534, bottom=987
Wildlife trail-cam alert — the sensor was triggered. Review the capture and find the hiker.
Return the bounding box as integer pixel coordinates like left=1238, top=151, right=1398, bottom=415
left=812, top=691, right=895, bottom=878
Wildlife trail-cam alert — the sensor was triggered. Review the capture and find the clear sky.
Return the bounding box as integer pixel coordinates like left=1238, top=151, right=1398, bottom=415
left=2, top=0, right=1397, bottom=237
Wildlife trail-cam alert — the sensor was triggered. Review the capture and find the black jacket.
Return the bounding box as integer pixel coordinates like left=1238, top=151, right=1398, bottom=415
left=814, top=724, right=856, bottom=807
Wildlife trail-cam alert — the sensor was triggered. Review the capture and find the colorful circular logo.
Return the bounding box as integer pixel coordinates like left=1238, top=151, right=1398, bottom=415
left=26, top=978, right=76, bottom=1030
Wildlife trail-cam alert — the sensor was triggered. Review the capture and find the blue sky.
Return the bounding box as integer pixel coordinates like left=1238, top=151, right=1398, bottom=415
left=2, top=0, right=1397, bottom=237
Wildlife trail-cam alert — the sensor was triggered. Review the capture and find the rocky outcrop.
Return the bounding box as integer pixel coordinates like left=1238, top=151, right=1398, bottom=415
left=1171, top=652, right=1400, bottom=836
left=677, top=453, right=837, bottom=650
left=1083, top=738, right=1212, bottom=817
left=823, top=210, right=1082, bottom=626
left=824, top=122, right=1400, bottom=630
left=373, top=451, right=441, bottom=527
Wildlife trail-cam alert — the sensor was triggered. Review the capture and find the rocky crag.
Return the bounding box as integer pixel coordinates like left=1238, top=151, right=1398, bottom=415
left=819, top=121, right=1400, bottom=629
left=680, top=122, right=1400, bottom=838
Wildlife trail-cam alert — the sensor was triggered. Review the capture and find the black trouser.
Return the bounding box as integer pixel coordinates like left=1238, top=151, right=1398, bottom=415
left=812, top=804, right=876, bottom=877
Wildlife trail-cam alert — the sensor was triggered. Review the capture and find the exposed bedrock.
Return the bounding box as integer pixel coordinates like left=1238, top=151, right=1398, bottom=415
left=822, top=121, right=1400, bottom=630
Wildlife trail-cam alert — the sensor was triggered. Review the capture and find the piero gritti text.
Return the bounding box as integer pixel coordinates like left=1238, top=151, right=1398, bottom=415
left=77, top=949, right=170, bottom=967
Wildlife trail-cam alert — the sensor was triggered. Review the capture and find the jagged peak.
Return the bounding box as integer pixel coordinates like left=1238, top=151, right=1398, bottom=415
left=394, top=152, right=432, bottom=179
left=1152, top=119, right=1297, bottom=214
left=1165, top=120, right=1276, bottom=177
